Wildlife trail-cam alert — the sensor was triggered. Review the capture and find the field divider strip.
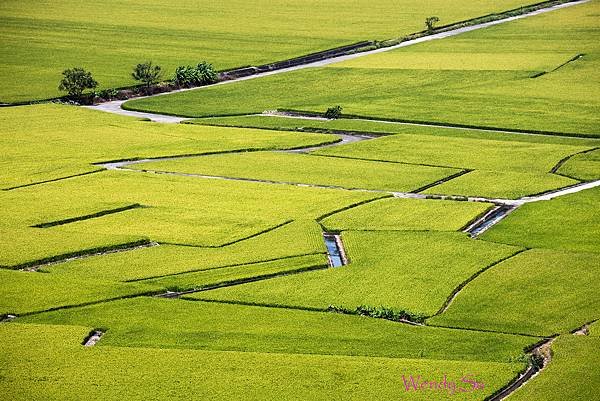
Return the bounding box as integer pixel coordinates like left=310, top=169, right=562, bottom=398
left=155, top=263, right=329, bottom=298
left=411, top=169, right=473, bottom=193
left=178, top=297, right=329, bottom=314
left=306, top=153, right=469, bottom=170
left=277, top=109, right=600, bottom=139
left=124, top=252, right=324, bottom=283
left=485, top=337, right=556, bottom=400
left=4, top=239, right=157, bottom=271
left=530, top=53, right=585, bottom=78
left=30, top=203, right=145, bottom=228
left=431, top=248, right=529, bottom=317
left=549, top=146, right=599, bottom=175
left=2, top=169, right=104, bottom=191
left=12, top=289, right=165, bottom=319
left=157, top=220, right=294, bottom=249
left=316, top=196, right=392, bottom=224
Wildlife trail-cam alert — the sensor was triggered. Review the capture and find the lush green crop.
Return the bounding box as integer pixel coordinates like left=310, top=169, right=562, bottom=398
left=191, top=115, right=600, bottom=147
left=131, top=151, right=459, bottom=193
left=557, top=148, right=600, bottom=180
left=0, top=323, right=525, bottom=401
left=0, top=171, right=379, bottom=255
left=423, top=170, right=576, bottom=199
left=315, top=131, right=590, bottom=173
left=0, top=0, right=536, bottom=102
left=428, top=249, right=600, bottom=336
left=482, top=187, right=600, bottom=253
left=22, top=297, right=534, bottom=362
left=0, top=104, right=338, bottom=189
left=0, top=268, right=154, bottom=315
left=128, top=1, right=600, bottom=135
left=0, top=254, right=327, bottom=316
left=195, top=231, right=521, bottom=315
left=321, top=197, right=491, bottom=231
left=314, top=129, right=585, bottom=198
left=45, top=220, right=326, bottom=282
left=509, top=335, right=600, bottom=401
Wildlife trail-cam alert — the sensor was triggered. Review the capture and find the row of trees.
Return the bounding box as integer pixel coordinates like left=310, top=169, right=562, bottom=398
left=58, top=61, right=218, bottom=99
left=58, top=17, right=440, bottom=101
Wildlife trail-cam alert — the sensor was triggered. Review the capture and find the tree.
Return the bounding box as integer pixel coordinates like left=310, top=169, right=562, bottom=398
left=58, top=67, right=98, bottom=97
left=425, top=16, right=440, bottom=33
left=132, top=61, right=163, bottom=92
left=324, top=105, right=343, bottom=119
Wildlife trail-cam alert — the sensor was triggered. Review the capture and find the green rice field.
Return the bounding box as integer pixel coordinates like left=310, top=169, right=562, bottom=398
left=1, top=1, right=599, bottom=400
left=0, top=0, right=534, bottom=103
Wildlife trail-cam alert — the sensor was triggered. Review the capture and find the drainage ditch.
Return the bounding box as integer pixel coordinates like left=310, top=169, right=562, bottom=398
left=323, top=233, right=347, bottom=267
left=82, top=329, right=104, bottom=347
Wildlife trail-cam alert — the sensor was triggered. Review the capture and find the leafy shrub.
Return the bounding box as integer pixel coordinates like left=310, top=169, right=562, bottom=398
left=173, top=61, right=218, bottom=87
left=324, top=105, right=343, bottom=119
left=196, top=61, right=218, bottom=84
left=58, top=67, right=98, bottom=97
left=132, top=61, right=163, bottom=92
left=425, top=16, right=440, bottom=32
left=327, top=304, right=426, bottom=323
left=93, top=88, right=119, bottom=100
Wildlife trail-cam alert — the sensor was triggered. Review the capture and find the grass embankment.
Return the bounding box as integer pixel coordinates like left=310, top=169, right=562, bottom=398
left=0, top=255, right=325, bottom=316
left=22, top=297, right=535, bottom=362
left=557, top=148, right=600, bottom=180
left=133, top=122, right=597, bottom=198
left=127, top=1, right=600, bottom=136
left=508, top=335, right=600, bottom=401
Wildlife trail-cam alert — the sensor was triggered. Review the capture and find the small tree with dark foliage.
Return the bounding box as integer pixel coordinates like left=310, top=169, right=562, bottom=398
left=58, top=67, right=98, bottom=98
left=325, top=105, right=343, bottom=119
left=425, top=16, right=440, bottom=33
left=195, top=61, right=218, bottom=84
left=132, top=61, right=163, bottom=93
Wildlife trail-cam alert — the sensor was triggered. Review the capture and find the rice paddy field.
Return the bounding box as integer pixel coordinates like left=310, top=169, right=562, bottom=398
left=1, top=1, right=599, bottom=400
left=0, top=0, right=535, bottom=103
left=127, top=0, right=600, bottom=135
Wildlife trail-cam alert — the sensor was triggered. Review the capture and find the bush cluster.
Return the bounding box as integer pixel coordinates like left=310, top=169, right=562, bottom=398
left=324, top=105, right=343, bottom=119
left=174, top=61, right=218, bottom=87
left=327, top=304, right=426, bottom=323
left=58, top=60, right=219, bottom=103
